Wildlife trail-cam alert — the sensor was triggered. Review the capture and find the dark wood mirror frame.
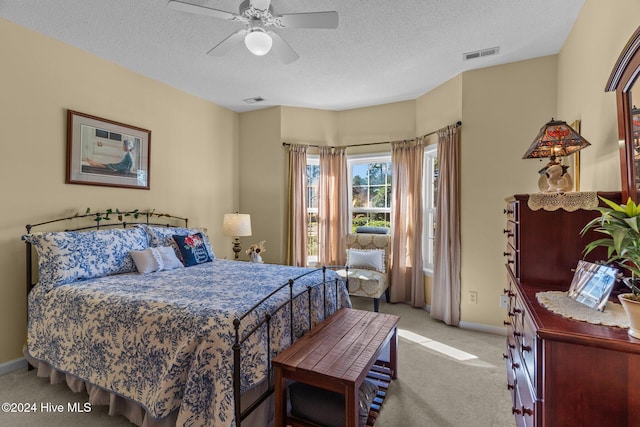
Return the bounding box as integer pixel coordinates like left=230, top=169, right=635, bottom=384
left=606, top=25, right=640, bottom=202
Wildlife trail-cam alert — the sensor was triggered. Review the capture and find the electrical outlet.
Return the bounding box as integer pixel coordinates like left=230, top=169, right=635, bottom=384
left=468, top=291, right=478, bottom=304
left=500, top=295, right=509, bottom=308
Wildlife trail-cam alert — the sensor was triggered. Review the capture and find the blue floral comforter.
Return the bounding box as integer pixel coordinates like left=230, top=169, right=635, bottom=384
left=26, top=260, right=350, bottom=426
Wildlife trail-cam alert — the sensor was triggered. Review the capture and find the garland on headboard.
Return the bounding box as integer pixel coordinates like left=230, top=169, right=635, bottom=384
left=25, top=209, right=189, bottom=234
left=80, top=208, right=180, bottom=223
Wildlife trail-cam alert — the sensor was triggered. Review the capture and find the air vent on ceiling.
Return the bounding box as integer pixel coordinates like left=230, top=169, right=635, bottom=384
left=463, top=46, right=500, bottom=61
left=243, top=96, right=265, bottom=104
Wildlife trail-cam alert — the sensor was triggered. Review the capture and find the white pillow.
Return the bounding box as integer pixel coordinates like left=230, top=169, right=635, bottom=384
left=346, top=249, right=385, bottom=273
left=130, top=248, right=160, bottom=274
left=130, top=246, right=184, bottom=274
left=156, top=245, right=184, bottom=270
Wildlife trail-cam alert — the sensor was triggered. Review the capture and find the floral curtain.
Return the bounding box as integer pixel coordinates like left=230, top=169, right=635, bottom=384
left=390, top=139, right=425, bottom=307
left=286, top=144, right=308, bottom=266
left=431, top=125, right=461, bottom=325
left=318, top=146, right=349, bottom=266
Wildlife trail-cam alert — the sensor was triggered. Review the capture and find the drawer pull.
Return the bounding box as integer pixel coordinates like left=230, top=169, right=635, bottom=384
left=513, top=332, right=522, bottom=337
left=513, top=308, right=522, bottom=314
left=508, top=343, right=515, bottom=349
left=503, top=289, right=515, bottom=297
left=512, top=407, right=522, bottom=415
left=503, top=230, right=514, bottom=237
left=506, top=259, right=515, bottom=264
left=507, top=383, right=514, bottom=390
left=502, top=353, right=508, bottom=360
left=511, top=362, right=520, bottom=369
left=522, top=345, right=532, bottom=352
left=504, top=320, right=511, bottom=326
left=522, top=407, right=533, bottom=416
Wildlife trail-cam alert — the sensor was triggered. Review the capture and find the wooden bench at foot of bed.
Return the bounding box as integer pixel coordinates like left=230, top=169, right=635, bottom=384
left=273, top=308, right=399, bottom=427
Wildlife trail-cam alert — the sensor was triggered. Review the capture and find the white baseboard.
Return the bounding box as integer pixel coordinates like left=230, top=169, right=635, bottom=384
left=0, top=357, right=27, bottom=375
left=459, top=321, right=507, bottom=336
left=423, top=305, right=506, bottom=335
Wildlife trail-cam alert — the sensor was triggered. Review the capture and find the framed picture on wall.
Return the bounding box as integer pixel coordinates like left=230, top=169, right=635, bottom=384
left=66, top=110, right=151, bottom=190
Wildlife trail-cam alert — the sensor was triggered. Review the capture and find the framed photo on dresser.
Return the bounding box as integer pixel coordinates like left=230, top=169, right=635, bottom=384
left=567, top=260, right=618, bottom=311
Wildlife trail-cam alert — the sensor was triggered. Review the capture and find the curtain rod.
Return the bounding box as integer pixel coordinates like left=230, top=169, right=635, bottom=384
left=282, top=121, right=461, bottom=149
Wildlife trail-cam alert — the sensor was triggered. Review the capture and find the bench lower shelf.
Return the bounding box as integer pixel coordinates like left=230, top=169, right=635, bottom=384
left=285, top=361, right=393, bottom=427
left=364, top=361, right=393, bottom=427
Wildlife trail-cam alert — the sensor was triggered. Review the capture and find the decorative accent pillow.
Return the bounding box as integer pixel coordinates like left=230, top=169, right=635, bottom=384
left=172, top=233, right=213, bottom=267
left=346, top=248, right=386, bottom=273
left=355, top=226, right=390, bottom=235
left=138, top=225, right=215, bottom=259
left=23, top=227, right=148, bottom=291
left=130, top=246, right=184, bottom=274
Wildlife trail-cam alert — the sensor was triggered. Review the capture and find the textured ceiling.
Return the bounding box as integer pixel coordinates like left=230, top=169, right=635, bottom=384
left=0, top=0, right=585, bottom=112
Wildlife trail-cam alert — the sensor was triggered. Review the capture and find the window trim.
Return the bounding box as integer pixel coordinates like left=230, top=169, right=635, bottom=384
left=423, top=144, right=437, bottom=276
left=306, top=155, right=320, bottom=267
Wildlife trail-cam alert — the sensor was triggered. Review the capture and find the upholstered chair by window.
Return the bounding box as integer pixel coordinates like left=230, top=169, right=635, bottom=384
left=337, top=233, right=391, bottom=312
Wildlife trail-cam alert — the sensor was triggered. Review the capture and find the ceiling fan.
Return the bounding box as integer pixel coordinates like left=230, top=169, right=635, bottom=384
left=167, top=0, right=339, bottom=64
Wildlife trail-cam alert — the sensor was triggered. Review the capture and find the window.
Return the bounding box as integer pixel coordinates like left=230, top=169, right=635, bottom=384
left=306, top=156, right=319, bottom=266
left=348, top=154, right=392, bottom=232
left=423, top=144, right=438, bottom=274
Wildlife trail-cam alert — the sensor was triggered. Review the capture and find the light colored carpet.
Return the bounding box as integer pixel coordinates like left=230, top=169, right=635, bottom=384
left=0, top=297, right=513, bottom=427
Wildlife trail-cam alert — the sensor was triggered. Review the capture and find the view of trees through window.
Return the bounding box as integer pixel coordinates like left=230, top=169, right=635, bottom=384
left=351, top=160, right=392, bottom=231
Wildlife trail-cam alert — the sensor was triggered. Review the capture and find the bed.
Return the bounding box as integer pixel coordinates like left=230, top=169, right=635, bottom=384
left=22, top=210, right=350, bottom=427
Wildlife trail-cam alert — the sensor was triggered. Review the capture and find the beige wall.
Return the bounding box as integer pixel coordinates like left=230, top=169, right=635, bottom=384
left=459, top=56, right=559, bottom=327
left=337, top=100, right=416, bottom=147
left=237, top=107, right=284, bottom=262
left=557, top=0, right=640, bottom=192
left=0, top=18, right=239, bottom=364
left=416, top=74, right=463, bottom=137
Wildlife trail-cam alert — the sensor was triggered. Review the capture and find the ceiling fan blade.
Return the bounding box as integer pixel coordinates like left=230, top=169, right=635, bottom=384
left=250, top=0, right=272, bottom=12
left=269, top=32, right=299, bottom=64
left=277, top=11, right=338, bottom=29
left=168, top=0, right=238, bottom=21
left=207, top=30, right=247, bottom=56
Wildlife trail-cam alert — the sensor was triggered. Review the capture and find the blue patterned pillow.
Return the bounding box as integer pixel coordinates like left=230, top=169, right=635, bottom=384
left=23, top=227, right=148, bottom=291
left=172, top=233, right=213, bottom=266
left=138, top=225, right=215, bottom=259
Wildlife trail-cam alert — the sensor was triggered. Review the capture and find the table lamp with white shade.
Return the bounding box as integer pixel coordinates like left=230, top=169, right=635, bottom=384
left=223, top=213, right=252, bottom=260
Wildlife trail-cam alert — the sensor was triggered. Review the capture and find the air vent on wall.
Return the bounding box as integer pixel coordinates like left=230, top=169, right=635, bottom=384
left=243, top=96, right=265, bottom=104
left=463, top=46, right=500, bottom=61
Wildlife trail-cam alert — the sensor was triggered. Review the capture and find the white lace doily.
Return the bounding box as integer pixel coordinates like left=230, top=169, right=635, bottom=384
left=527, top=192, right=599, bottom=212
left=536, top=291, right=629, bottom=328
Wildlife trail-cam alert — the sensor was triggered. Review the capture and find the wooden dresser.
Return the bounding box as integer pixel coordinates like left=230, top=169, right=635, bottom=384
left=503, top=193, right=640, bottom=427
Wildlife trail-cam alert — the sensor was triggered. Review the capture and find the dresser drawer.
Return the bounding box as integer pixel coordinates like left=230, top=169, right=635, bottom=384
left=520, top=310, right=538, bottom=397
left=504, top=220, right=518, bottom=249
left=504, top=200, right=518, bottom=222
left=514, top=376, right=536, bottom=427
left=505, top=243, right=518, bottom=277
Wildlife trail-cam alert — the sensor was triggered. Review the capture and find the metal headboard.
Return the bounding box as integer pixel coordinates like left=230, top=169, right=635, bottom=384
left=23, top=209, right=189, bottom=295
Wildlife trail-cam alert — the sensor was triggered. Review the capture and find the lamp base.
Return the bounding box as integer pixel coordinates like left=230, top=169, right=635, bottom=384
left=538, top=161, right=573, bottom=193
left=232, top=237, right=242, bottom=260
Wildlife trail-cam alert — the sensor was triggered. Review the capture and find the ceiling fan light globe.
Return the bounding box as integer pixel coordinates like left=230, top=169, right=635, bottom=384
left=244, top=31, right=272, bottom=56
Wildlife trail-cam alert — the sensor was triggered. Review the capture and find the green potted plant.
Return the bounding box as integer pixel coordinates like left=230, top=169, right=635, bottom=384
left=581, top=196, right=640, bottom=338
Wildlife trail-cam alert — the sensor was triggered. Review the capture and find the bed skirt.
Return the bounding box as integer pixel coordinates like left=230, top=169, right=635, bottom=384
left=24, top=351, right=273, bottom=427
